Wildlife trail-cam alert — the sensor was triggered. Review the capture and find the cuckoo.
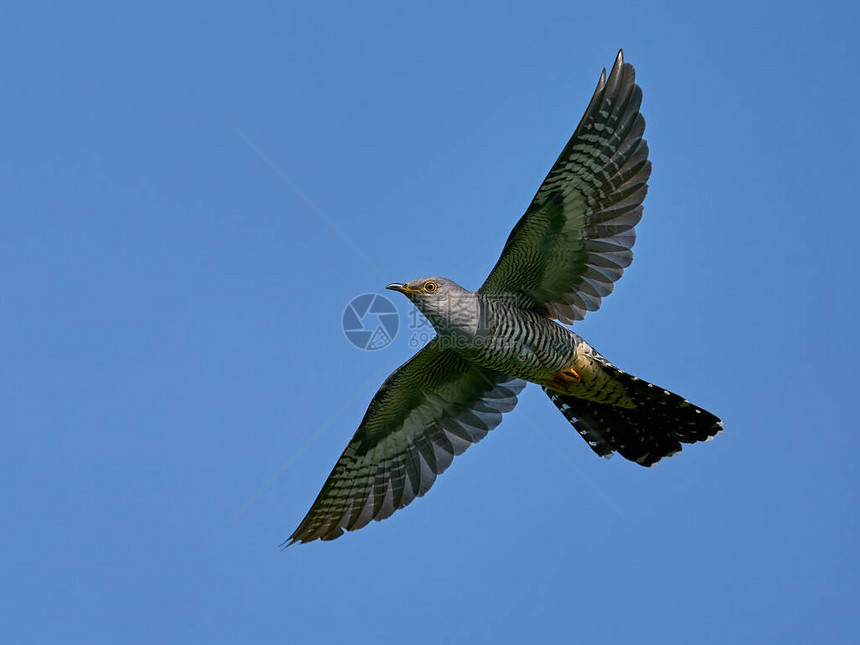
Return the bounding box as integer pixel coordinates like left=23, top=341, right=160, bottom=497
left=286, top=50, right=721, bottom=545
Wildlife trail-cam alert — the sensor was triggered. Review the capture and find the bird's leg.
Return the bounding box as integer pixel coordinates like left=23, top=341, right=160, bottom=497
left=544, top=367, right=581, bottom=392
left=559, top=367, right=581, bottom=383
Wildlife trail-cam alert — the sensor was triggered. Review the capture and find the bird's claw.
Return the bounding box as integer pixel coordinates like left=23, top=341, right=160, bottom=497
left=545, top=367, right=581, bottom=392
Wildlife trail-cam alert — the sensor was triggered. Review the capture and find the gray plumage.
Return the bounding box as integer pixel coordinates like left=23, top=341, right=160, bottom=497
left=286, top=51, right=721, bottom=546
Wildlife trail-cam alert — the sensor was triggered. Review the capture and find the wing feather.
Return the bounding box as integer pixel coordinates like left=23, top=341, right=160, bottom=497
left=479, top=50, right=651, bottom=324
left=285, top=338, right=525, bottom=545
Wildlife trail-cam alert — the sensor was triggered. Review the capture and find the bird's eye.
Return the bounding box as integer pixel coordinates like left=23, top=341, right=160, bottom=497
left=423, top=281, right=438, bottom=293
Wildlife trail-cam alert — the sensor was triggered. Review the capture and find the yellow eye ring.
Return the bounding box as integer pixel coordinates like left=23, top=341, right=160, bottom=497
left=423, top=281, right=438, bottom=293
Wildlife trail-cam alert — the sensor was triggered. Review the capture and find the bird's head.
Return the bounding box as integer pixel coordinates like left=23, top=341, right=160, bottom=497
left=386, top=277, right=479, bottom=336
left=386, top=276, right=465, bottom=303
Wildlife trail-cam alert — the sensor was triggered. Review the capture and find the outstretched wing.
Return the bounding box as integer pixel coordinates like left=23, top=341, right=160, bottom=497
left=286, top=339, right=525, bottom=545
left=479, top=50, right=651, bottom=324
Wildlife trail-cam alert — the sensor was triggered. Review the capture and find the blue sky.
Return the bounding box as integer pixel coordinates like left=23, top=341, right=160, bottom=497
left=2, top=1, right=857, bottom=642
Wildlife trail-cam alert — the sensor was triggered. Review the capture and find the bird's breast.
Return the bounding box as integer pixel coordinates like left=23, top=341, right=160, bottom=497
left=465, top=303, right=580, bottom=382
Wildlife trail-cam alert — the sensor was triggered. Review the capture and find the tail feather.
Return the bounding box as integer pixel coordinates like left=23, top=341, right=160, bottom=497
left=545, top=366, right=722, bottom=467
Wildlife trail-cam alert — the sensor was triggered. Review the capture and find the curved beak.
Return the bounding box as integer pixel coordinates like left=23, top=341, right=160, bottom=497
left=386, top=283, right=420, bottom=294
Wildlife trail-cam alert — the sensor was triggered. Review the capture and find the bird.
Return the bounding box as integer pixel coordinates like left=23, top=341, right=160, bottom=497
left=286, top=50, right=721, bottom=545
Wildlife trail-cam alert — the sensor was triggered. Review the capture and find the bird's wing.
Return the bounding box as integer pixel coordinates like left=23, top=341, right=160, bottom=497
left=286, top=338, right=525, bottom=545
left=479, top=50, right=651, bottom=324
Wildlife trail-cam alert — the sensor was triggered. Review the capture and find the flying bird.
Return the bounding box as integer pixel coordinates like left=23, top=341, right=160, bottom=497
left=286, top=50, right=721, bottom=545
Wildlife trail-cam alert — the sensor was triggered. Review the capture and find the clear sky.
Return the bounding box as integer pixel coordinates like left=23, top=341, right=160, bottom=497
left=2, top=1, right=857, bottom=643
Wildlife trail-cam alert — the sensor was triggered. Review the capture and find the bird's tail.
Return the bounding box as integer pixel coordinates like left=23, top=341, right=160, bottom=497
left=544, top=366, right=722, bottom=467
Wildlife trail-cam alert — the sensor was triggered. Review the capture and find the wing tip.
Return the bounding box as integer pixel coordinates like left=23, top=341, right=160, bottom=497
left=282, top=523, right=348, bottom=547
left=282, top=527, right=316, bottom=548
left=280, top=536, right=300, bottom=549
left=606, top=47, right=635, bottom=89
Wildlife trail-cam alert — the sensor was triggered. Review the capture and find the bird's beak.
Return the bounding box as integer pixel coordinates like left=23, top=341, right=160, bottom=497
left=386, top=283, right=421, bottom=294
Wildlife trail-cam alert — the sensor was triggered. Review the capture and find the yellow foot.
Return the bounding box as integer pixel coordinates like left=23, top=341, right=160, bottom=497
left=559, top=367, right=581, bottom=383
left=545, top=367, right=581, bottom=391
